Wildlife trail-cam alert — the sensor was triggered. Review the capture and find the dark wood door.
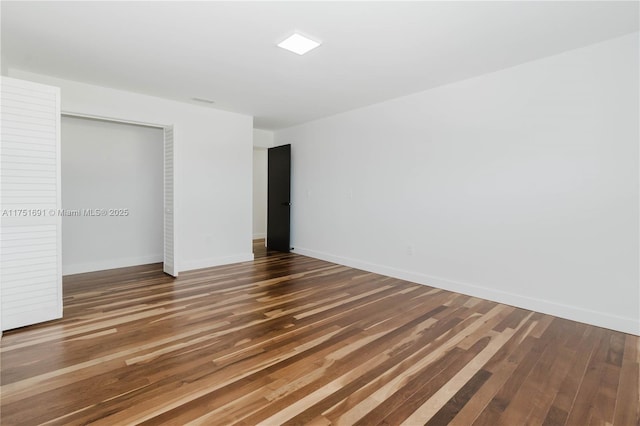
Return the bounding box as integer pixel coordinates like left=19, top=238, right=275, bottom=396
left=267, top=144, right=291, bottom=252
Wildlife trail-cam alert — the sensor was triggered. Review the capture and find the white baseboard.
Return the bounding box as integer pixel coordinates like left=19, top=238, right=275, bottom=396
left=180, top=253, right=254, bottom=272
left=63, top=254, right=164, bottom=275
left=253, top=233, right=266, bottom=239
left=293, top=247, right=639, bottom=336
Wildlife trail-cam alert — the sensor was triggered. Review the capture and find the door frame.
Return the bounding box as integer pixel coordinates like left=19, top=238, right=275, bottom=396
left=60, top=112, right=178, bottom=276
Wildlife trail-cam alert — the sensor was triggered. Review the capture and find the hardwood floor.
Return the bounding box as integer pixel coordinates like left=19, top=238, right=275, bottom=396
left=1, top=240, right=638, bottom=425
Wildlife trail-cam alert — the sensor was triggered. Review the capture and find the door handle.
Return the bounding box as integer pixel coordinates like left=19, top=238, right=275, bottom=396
left=281, top=202, right=291, bottom=206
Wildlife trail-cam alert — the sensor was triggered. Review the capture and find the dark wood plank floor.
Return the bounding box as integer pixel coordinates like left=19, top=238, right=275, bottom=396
left=1, top=240, right=638, bottom=425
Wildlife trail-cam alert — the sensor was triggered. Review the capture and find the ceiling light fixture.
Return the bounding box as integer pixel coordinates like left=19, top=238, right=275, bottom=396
left=277, top=33, right=321, bottom=55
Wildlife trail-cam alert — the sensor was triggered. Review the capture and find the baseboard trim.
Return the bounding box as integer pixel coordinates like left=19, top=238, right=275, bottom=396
left=63, top=255, right=164, bottom=276
left=180, top=253, right=254, bottom=272
left=253, top=233, right=266, bottom=239
left=293, top=247, right=639, bottom=336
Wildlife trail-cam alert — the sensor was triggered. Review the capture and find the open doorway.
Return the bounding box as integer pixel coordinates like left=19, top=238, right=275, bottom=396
left=252, top=143, right=292, bottom=257
left=60, top=115, right=176, bottom=276
left=253, top=147, right=268, bottom=256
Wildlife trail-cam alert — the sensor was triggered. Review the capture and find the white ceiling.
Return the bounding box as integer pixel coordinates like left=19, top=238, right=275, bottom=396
left=2, top=1, right=638, bottom=130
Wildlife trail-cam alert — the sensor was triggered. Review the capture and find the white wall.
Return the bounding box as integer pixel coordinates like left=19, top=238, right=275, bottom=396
left=61, top=116, right=164, bottom=274
left=253, top=148, right=268, bottom=239
left=276, top=33, right=639, bottom=335
left=253, top=128, right=274, bottom=148
left=8, top=69, right=254, bottom=273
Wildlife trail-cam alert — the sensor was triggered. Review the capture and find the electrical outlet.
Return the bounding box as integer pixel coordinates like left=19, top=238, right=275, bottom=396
left=407, top=245, right=414, bottom=256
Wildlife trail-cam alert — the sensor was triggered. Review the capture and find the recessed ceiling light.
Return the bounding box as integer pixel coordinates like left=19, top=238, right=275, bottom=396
left=277, top=33, right=321, bottom=55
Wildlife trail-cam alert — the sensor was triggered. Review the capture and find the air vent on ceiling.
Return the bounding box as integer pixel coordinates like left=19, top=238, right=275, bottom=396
left=191, top=97, right=215, bottom=104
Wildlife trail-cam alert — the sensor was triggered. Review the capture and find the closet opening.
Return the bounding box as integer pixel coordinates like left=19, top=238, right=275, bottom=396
left=60, top=114, right=176, bottom=277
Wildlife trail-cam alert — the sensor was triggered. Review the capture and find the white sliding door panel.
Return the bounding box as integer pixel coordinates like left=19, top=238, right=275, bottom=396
left=163, top=126, right=177, bottom=276
left=1, top=77, right=62, bottom=331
